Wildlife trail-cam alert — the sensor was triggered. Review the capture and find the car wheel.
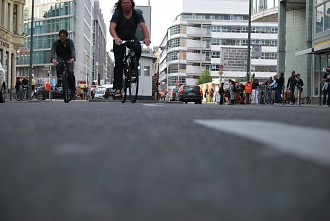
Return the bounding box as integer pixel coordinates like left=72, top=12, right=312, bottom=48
left=0, top=85, right=5, bottom=103
left=37, top=94, right=43, bottom=100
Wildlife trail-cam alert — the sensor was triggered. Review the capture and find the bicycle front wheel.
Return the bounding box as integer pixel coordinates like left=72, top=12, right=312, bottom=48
left=62, top=72, right=70, bottom=103
left=121, top=66, right=128, bottom=103
left=129, top=58, right=139, bottom=103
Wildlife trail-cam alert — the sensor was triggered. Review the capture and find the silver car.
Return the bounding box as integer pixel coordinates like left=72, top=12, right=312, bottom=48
left=0, top=62, right=6, bottom=103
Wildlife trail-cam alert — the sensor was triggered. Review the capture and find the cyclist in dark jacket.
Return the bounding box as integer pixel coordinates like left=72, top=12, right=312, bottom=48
left=109, top=0, right=151, bottom=97
left=50, top=29, right=76, bottom=98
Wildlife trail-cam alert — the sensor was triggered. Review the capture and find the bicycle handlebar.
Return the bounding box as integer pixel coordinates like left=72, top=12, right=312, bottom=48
left=121, top=40, right=145, bottom=45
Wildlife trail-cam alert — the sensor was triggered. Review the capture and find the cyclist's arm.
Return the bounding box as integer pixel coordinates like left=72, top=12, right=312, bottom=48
left=110, top=22, right=122, bottom=45
left=138, top=22, right=150, bottom=46
left=68, top=39, right=76, bottom=64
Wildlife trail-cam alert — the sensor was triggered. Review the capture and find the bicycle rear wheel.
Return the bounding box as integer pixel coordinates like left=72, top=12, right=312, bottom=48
left=121, top=66, right=128, bottom=103
left=62, top=72, right=70, bottom=103
left=129, top=58, right=139, bottom=103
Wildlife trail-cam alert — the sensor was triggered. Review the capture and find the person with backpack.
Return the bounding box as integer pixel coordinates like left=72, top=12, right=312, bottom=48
left=109, top=0, right=151, bottom=97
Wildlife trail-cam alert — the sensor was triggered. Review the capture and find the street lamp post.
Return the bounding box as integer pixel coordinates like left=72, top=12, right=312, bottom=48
left=96, top=62, right=99, bottom=85
left=177, top=52, right=180, bottom=86
left=246, top=0, right=252, bottom=104
left=28, top=0, right=35, bottom=100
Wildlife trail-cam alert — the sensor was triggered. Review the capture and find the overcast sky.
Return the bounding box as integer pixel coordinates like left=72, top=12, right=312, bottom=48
left=98, top=0, right=183, bottom=50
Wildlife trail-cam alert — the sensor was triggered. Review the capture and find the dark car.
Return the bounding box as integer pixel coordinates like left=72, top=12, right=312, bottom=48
left=179, top=85, right=203, bottom=104
left=104, top=87, right=116, bottom=100
left=35, top=86, right=64, bottom=100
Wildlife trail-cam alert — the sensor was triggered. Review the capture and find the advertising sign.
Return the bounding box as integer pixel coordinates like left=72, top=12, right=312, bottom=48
left=135, top=6, right=151, bottom=41
left=221, top=48, right=247, bottom=72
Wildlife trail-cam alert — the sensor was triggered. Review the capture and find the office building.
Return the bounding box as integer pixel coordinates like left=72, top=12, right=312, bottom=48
left=158, top=0, right=278, bottom=90
left=16, top=0, right=107, bottom=90
left=253, top=0, right=330, bottom=102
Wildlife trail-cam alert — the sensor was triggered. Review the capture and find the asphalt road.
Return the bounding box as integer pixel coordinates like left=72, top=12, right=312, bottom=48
left=1, top=100, right=330, bottom=221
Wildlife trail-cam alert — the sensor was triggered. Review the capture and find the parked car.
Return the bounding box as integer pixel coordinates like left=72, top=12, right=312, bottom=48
left=35, top=86, right=64, bottom=100
left=170, top=88, right=179, bottom=101
left=94, top=85, right=113, bottom=99
left=179, top=85, right=203, bottom=104
left=104, top=87, right=116, bottom=99
left=0, top=62, right=6, bottom=103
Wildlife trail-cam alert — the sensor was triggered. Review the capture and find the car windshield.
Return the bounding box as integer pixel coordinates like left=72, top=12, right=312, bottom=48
left=96, top=87, right=106, bottom=94
left=183, top=86, right=199, bottom=92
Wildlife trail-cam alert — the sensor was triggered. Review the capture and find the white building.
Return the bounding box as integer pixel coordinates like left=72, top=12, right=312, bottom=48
left=158, top=0, right=278, bottom=89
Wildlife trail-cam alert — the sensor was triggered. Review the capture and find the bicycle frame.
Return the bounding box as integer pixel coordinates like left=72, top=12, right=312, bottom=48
left=120, top=40, right=142, bottom=103
left=57, top=61, right=71, bottom=103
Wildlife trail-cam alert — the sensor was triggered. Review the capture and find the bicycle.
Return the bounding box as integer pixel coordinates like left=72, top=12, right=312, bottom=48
left=120, top=40, right=141, bottom=103
left=57, top=61, right=71, bottom=103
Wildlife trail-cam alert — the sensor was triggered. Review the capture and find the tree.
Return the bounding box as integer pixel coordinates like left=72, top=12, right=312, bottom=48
left=198, top=69, right=212, bottom=85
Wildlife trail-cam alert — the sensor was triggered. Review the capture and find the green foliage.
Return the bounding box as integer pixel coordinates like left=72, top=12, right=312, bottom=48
left=198, top=69, right=212, bottom=85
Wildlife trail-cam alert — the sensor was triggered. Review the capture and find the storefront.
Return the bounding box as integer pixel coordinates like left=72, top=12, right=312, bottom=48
left=313, top=39, right=330, bottom=97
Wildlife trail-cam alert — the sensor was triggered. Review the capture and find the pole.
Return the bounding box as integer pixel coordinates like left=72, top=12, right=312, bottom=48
left=177, top=52, right=180, bottom=85
left=166, top=64, right=169, bottom=91
left=245, top=0, right=252, bottom=104
left=28, top=0, right=35, bottom=100
left=247, top=0, right=251, bottom=81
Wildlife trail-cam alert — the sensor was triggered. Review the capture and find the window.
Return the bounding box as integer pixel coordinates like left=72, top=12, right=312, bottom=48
left=144, top=66, right=150, bottom=76
left=13, top=4, right=17, bottom=33
left=325, top=2, right=330, bottom=30
left=316, top=5, right=325, bottom=33
left=170, top=25, right=180, bottom=35
left=316, top=0, right=330, bottom=33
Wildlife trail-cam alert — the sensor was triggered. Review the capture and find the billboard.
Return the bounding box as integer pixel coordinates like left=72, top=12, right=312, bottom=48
left=135, top=6, right=151, bottom=41
left=221, top=47, right=247, bottom=72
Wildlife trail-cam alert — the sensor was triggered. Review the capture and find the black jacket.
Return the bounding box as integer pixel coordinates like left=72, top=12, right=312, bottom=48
left=50, top=38, right=76, bottom=62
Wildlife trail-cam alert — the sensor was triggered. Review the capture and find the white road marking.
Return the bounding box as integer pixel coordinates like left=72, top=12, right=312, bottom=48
left=143, top=104, right=164, bottom=107
left=195, top=120, right=330, bottom=166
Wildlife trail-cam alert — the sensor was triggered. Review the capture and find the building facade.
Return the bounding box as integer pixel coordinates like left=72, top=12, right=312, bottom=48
left=158, top=0, right=278, bottom=90
left=16, top=0, right=107, bottom=90
left=0, top=0, right=25, bottom=94
left=254, top=0, right=330, bottom=102
left=93, top=1, right=107, bottom=85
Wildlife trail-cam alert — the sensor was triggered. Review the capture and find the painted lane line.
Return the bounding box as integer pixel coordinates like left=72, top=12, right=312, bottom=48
left=143, top=104, right=164, bottom=107
left=195, top=120, right=330, bottom=166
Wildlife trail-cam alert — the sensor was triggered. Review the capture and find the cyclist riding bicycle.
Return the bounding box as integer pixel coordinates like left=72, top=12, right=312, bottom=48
left=50, top=29, right=76, bottom=99
left=110, top=0, right=151, bottom=97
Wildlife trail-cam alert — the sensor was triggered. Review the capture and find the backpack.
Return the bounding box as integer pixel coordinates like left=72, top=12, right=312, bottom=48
left=233, top=85, right=237, bottom=92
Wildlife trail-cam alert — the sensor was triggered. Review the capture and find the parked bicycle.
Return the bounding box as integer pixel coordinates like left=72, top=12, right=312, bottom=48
left=119, top=40, right=142, bottom=103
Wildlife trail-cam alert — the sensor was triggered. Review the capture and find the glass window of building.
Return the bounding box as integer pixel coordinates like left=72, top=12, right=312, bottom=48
left=316, top=5, right=324, bottom=33
left=326, top=1, right=330, bottom=30
left=170, top=25, right=180, bottom=36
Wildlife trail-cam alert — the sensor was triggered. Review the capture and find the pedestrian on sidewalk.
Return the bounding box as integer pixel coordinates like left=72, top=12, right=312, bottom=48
left=287, top=71, right=297, bottom=105
left=322, top=67, right=330, bottom=106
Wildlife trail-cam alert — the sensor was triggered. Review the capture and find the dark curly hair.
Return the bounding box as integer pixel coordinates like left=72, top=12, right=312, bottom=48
left=58, top=29, right=68, bottom=37
left=112, top=0, right=135, bottom=12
